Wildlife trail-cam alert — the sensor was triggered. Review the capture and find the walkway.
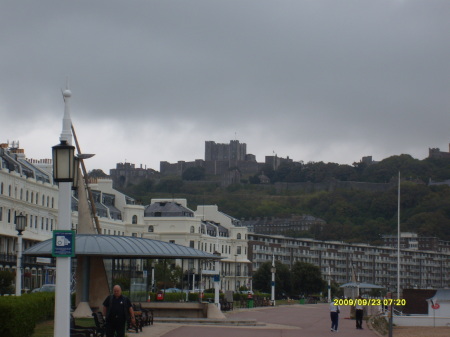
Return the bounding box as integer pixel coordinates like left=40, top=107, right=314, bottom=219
left=139, top=303, right=380, bottom=337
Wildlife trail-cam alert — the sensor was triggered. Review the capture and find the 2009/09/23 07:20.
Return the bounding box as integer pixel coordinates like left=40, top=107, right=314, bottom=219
left=333, top=298, right=406, bottom=306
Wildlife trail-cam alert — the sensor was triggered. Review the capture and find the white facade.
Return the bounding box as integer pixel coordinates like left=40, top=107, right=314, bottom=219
left=0, top=145, right=59, bottom=290
left=136, top=199, right=251, bottom=291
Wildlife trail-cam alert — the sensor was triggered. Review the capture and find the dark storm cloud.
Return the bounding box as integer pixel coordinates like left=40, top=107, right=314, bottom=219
left=0, top=0, right=449, bottom=171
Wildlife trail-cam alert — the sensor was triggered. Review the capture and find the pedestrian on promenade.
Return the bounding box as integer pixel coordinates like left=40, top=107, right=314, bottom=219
left=103, top=284, right=136, bottom=337
left=330, top=298, right=340, bottom=332
left=355, top=295, right=364, bottom=329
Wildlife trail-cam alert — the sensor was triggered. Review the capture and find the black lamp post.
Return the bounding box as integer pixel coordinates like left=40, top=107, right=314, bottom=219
left=15, top=213, right=26, bottom=296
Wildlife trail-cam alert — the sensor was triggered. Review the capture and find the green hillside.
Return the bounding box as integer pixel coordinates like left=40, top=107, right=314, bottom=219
left=110, top=154, right=450, bottom=244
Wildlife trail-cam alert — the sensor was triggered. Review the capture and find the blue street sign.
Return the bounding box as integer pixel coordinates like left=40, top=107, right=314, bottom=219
left=213, top=275, right=220, bottom=282
left=52, top=230, right=76, bottom=257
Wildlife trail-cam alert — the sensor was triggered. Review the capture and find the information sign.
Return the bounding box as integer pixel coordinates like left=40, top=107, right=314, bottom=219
left=52, top=230, right=76, bottom=257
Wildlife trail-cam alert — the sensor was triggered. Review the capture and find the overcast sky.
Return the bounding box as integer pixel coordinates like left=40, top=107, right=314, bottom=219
left=1, top=1, right=449, bottom=173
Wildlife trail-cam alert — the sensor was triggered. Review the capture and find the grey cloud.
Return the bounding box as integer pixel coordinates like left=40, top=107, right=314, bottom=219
left=1, top=1, right=449, bottom=171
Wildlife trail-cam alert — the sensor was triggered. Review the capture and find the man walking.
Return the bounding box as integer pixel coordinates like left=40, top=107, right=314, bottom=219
left=329, top=298, right=340, bottom=332
left=103, top=285, right=136, bottom=337
left=355, top=295, right=364, bottom=329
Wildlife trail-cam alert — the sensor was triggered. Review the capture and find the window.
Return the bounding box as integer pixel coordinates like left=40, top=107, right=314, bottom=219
left=237, top=233, right=241, bottom=240
left=148, top=225, right=154, bottom=233
left=190, top=226, right=195, bottom=233
left=0, top=207, right=2, bottom=221
left=189, top=241, right=195, bottom=248
left=31, top=192, right=34, bottom=203
left=0, top=182, right=3, bottom=194
left=169, top=240, right=175, bottom=244
left=237, top=246, right=242, bottom=255
left=132, top=215, right=138, bottom=224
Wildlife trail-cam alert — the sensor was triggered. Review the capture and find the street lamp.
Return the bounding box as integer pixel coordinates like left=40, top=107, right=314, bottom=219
left=270, top=255, right=276, bottom=306
left=15, top=213, right=26, bottom=296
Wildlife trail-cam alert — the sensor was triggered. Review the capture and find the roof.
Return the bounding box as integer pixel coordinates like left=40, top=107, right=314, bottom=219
left=144, top=201, right=194, bottom=217
left=427, top=289, right=450, bottom=302
left=23, top=234, right=221, bottom=259
left=340, top=282, right=384, bottom=289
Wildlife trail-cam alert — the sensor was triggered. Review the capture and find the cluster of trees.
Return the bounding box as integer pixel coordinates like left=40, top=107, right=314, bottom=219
left=252, top=261, right=330, bottom=298
left=250, top=155, right=450, bottom=184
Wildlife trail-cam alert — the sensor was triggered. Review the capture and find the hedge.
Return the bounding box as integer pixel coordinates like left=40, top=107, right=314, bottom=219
left=0, top=293, right=55, bottom=337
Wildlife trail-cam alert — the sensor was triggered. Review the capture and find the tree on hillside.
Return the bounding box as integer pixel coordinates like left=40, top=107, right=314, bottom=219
left=88, top=169, right=108, bottom=178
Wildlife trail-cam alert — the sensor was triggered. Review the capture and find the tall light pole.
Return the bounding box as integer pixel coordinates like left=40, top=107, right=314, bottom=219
left=234, top=254, right=238, bottom=291
left=15, top=213, right=26, bottom=296
left=328, top=266, right=331, bottom=303
left=213, top=252, right=221, bottom=310
left=270, top=254, right=276, bottom=306
left=52, top=84, right=77, bottom=337
left=191, top=268, right=196, bottom=292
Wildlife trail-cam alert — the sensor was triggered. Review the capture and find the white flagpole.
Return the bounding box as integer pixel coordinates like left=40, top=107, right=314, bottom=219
left=397, top=171, right=401, bottom=299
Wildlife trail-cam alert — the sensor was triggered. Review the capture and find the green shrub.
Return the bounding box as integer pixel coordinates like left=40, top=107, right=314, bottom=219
left=0, top=292, right=55, bottom=337
left=0, top=271, right=14, bottom=295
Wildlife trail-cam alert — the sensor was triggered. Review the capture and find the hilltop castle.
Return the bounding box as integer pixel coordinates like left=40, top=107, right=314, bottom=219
left=160, top=140, right=292, bottom=180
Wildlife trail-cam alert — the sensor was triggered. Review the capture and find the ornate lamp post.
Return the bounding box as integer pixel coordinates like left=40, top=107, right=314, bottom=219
left=52, top=85, right=77, bottom=337
left=15, top=213, right=26, bottom=296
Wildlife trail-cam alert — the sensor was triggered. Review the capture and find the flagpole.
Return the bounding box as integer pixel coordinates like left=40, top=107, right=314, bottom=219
left=397, top=171, right=401, bottom=299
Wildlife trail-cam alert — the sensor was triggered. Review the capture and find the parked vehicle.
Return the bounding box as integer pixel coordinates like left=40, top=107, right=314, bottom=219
left=164, top=288, right=182, bottom=293
left=34, top=284, right=56, bottom=292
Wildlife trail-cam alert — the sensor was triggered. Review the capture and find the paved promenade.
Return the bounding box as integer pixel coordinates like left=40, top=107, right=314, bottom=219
left=139, top=303, right=380, bottom=337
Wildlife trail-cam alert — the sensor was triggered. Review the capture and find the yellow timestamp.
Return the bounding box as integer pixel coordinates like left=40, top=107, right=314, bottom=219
left=334, top=298, right=406, bottom=306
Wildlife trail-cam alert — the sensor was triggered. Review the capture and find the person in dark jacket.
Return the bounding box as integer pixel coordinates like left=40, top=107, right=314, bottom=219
left=102, top=285, right=136, bottom=337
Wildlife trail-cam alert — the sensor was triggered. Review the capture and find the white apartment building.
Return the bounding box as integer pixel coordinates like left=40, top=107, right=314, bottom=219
left=249, top=233, right=450, bottom=293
